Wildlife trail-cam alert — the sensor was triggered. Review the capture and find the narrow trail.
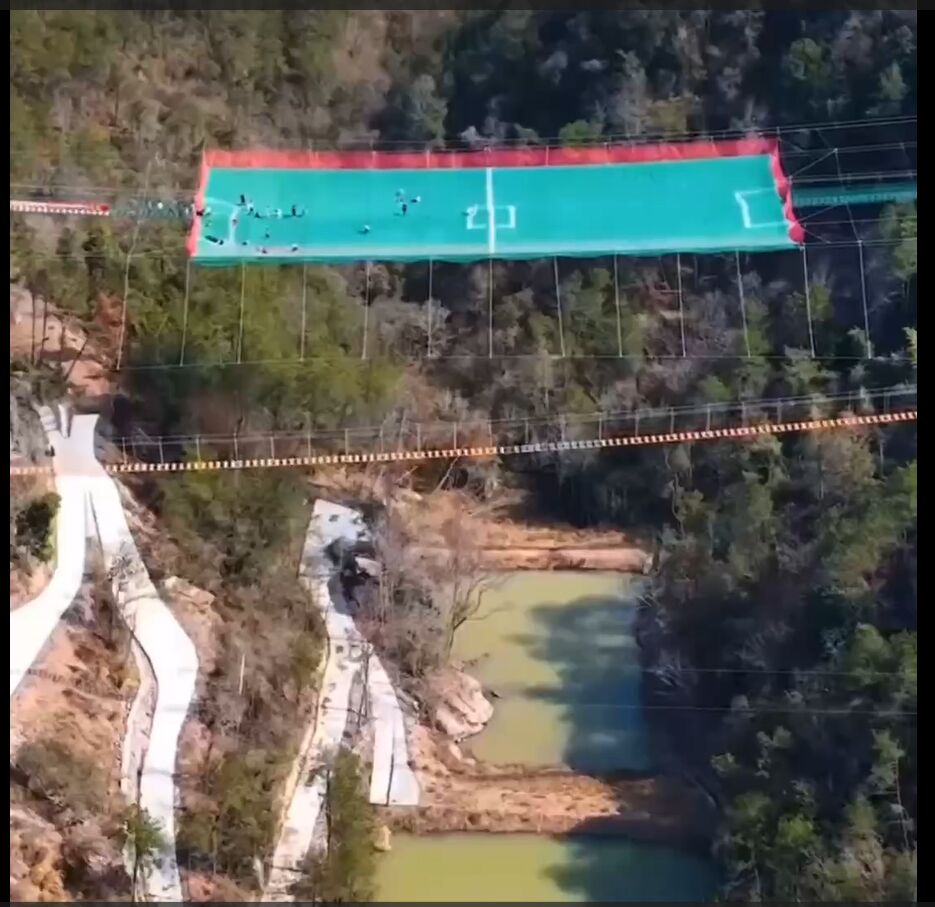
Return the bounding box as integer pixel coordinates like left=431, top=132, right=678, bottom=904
left=10, top=405, right=95, bottom=698
left=264, top=501, right=418, bottom=901
left=87, top=456, right=198, bottom=901
left=10, top=407, right=198, bottom=901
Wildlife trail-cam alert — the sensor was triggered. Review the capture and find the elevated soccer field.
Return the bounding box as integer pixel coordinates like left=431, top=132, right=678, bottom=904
left=188, top=138, right=804, bottom=265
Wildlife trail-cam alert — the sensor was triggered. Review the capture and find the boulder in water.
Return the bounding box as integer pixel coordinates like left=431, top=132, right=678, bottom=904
left=373, top=824, right=393, bottom=852
left=429, top=667, right=494, bottom=742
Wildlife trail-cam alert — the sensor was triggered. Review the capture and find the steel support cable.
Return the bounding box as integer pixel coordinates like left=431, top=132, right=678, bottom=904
left=802, top=246, right=817, bottom=357
left=735, top=252, right=751, bottom=358
left=832, top=147, right=873, bottom=360
left=90, top=384, right=916, bottom=448
left=11, top=234, right=913, bottom=271
left=114, top=160, right=153, bottom=371
left=115, top=346, right=916, bottom=372
left=11, top=410, right=917, bottom=478
left=10, top=112, right=915, bottom=154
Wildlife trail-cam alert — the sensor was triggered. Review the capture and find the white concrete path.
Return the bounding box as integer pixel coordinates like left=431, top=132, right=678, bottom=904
left=87, top=451, right=198, bottom=901
left=264, top=501, right=418, bottom=900
left=11, top=417, right=416, bottom=901
left=368, top=655, right=421, bottom=806
left=10, top=405, right=95, bottom=698
left=10, top=407, right=197, bottom=901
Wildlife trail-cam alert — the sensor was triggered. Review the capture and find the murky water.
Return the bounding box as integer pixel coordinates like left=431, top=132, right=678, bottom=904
left=376, top=833, right=716, bottom=902
left=454, top=571, right=651, bottom=771
left=377, top=571, right=715, bottom=902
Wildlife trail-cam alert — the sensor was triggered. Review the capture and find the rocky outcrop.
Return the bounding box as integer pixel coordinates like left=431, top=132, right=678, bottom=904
left=10, top=283, right=113, bottom=399
left=373, top=824, right=393, bottom=852
left=10, top=807, right=68, bottom=902
left=10, top=385, right=48, bottom=463
left=427, top=667, right=494, bottom=742
left=354, top=556, right=381, bottom=578
left=11, top=804, right=132, bottom=902
left=162, top=575, right=216, bottom=610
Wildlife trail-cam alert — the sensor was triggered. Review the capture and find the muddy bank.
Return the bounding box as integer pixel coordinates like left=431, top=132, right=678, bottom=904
left=400, top=490, right=652, bottom=572
left=389, top=724, right=714, bottom=852
left=384, top=805, right=711, bottom=853
left=309, top=479, right=653, bottom=572
left=417, top=543, right=650, bottom=572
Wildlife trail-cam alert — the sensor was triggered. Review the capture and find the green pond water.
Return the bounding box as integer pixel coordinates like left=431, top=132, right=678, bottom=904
left=376, top=833, right=716, bottom=902
left=455, top=571, right=651, bottom=772
left=377, top=571, right=716, bottom=902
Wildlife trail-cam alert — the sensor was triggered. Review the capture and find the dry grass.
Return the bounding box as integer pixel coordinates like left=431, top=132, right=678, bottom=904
left=10, top=570, right=140, bottom=901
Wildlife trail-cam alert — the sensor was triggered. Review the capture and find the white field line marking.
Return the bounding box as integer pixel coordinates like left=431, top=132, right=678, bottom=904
left=191, top=196, right=239, bottom=246
left=735, top=189, right=789, bottom=230
left=486, top=167, right=496, bottom=255
left=735, top=190, right=753, bottom=229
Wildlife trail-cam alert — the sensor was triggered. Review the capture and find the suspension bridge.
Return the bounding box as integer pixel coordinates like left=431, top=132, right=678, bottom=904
left=10, top=117, right=918, bottom=476
left=10, top=387, right=918, bottom=478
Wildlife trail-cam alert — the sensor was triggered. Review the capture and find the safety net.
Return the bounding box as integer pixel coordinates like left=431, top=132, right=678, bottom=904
left=188, top=138, right=804, bottom=265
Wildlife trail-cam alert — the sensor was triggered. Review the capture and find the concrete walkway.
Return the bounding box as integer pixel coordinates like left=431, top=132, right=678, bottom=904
left=86, top=443, right=198, bottom=901
left=11, top=418, right=416, bottom=901
left=10, top=406, right=95, bottom=698
left=264, top=501, right=418, bottom=900
left=10, top=407, right=197, bottom=901
left=368, top=655, right=421, bottom=806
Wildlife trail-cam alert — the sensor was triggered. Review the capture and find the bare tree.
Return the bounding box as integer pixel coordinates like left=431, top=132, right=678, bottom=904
left=353, top=498, right=500, bottom=687
left=362, top=508, right=444, bottom=676
left=103, top=542, right=142, bottom=669
left=430, top=511, right=497, bottom=660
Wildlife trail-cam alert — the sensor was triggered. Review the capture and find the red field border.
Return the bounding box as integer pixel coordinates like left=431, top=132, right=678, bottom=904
left=187, top=136, right=805, bottom=255
left=10, top=410, right=916, bottom=478
left=186, top=153, right=211, bottom=256
left=204, top=137, right=780, bottom=170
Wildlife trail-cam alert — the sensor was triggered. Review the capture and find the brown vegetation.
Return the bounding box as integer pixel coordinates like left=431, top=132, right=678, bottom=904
left=119, top=470, right=326, bottom=893
left=392, top=488, right=652, bottom=571
left=385, top=725, right=713, bottom=851
left=10, top=567, right=140, bottom=901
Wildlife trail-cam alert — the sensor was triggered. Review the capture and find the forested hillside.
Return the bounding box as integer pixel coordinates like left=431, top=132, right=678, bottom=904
left=10, top=10, right=916, bottom=901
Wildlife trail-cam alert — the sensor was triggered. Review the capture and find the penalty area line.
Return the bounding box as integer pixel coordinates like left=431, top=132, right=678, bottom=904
left=486, top=167, right=496, bottom=255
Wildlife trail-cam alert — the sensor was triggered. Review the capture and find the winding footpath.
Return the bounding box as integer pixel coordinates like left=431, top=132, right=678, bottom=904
left=264, top=501, right=419, bottom=900
left=87, top=455, right=198, bottom=900
left=10, top=408, right=197, bottom=901
left=12, top=415, right=414, bottom=900
left=10, top=406, right=94, bottom=698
